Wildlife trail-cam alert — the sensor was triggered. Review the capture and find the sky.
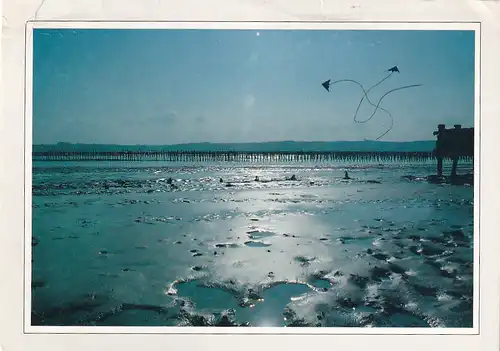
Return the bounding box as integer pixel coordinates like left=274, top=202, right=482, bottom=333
left=33, top=28, right=475, bottom=145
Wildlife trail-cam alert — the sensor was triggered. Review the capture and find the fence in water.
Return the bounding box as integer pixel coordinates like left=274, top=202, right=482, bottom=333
left=31, top=150, right=473, bottom=163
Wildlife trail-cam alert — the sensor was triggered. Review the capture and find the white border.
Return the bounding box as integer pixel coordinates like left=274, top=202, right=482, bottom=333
left=30, top=20, right=479, bottom=30
left=23, top=21, right=481, bottom=336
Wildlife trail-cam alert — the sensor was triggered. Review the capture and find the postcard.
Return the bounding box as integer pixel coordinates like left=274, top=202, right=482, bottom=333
left=1, top=1, right=499, bottom=350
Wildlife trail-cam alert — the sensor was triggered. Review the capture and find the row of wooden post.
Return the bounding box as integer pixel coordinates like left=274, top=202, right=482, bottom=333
left=32, top=151, right=442, bottom=163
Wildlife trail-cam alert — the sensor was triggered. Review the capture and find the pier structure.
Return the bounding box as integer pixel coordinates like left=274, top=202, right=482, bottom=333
left=32, top=125, right=474, bottom=166
left=433, top=124, right=474, bottom=177
left=32, top=150, right=439, bottom=163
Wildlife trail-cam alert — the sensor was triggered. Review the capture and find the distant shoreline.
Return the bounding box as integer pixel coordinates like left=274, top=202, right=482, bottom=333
left=33, top=140, right=437, bottom=153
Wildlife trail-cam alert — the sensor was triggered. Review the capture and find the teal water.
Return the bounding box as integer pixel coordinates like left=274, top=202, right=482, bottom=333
left=31, top=161, right=474, bottom=327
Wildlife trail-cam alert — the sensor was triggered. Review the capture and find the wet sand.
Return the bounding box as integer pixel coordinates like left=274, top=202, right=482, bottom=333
left=31, top=161, right=474, bottom=327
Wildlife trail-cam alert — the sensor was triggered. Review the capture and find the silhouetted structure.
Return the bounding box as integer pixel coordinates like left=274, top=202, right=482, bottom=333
left=433, top=124, right=474, bottom=177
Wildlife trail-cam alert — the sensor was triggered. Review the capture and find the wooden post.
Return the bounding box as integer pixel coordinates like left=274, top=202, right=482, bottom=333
left=451, top=158, right=458, bottom=177
left=437, top=154, right=443, bottom=176
left=450, top=124, right=462, bottom=177
left=434, top=124, right=446, bottom=177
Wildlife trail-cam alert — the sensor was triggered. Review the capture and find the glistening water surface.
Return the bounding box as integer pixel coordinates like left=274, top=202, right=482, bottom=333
left=31, top=161, right=474, bottom=327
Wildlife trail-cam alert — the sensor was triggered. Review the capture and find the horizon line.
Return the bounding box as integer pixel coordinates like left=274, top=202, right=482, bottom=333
left=34, top=139, right=437, bottom=146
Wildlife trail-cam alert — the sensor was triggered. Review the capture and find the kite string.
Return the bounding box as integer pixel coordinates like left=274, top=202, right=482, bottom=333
left=353, top=73, right=393, bottom=122
left=327, top=75, right=422, bottom=140
left=330, top=73, right=392, bottom=124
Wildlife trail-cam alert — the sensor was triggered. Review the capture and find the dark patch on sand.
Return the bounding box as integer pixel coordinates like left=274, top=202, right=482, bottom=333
left=215, top=243, right=239, bottom=249
left=244, top=241, right=271, bottom=248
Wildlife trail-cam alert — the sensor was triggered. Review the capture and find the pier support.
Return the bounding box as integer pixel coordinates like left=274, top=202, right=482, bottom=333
left=434, top=124, right=446, bottom=177
left=451, top=158, right=458, bottom=178
left=450, top=124, right=461, bottom=178
left=437, top=157, right=443, bottom=177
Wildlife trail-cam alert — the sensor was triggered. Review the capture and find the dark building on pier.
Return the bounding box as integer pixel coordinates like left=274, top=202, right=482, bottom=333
left=433, top=124, right=474, bottom=177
